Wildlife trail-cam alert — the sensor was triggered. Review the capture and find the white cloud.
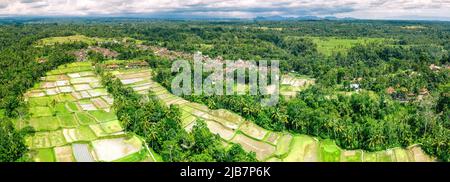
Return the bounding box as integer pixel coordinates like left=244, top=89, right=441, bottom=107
left=0, top=0, right=448, bottom=20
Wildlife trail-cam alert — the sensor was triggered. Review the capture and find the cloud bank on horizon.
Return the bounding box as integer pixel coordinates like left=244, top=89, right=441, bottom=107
left=0, top=0, right=449, bottom=20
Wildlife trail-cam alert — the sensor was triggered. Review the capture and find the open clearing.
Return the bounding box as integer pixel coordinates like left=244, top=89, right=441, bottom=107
left=308, top=36, right=389, bottom=56
left=37, top=35, right=105, bottom=46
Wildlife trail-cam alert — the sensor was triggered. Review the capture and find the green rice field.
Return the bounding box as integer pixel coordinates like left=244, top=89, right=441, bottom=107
left=17, top=62, right=158, bottom=162
left=17, top=60, right=434, bottom=162
left=112, top=67, right=435, bottom=162
left=292, top=36, right=391, bottom=56
left=37, top=35, right=105, bottom=46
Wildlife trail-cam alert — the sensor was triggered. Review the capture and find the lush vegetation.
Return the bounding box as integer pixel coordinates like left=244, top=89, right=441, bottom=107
left=0, top=120, right=29, bottom=162
left=166, top=85, right=448, bottom=161
left=0, top=25, right=77, bottom=161
left=98, top=66, right=256, bottom=162
left=0, top=18, right=448, bottom=161
left=142, top=20, right=449, bottom=161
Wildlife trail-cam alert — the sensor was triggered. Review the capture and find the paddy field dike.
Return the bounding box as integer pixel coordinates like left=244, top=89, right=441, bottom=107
left=15, top=62, right=158, bottom=162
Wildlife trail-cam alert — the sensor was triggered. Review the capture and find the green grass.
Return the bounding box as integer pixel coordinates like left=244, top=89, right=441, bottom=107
left=78, top=99, right=92, bottom=105
left=29, top=106, right=54, bottom=117
left=38, top=35, right=104, bottom=46
left=100, top=120, right=123, bottom=134
left=181, top=115, right=197, bottom=126
left=58, top=66, right=93, bottom=74
left=123, top=37, right=144, bottom=45
left=76, top=112, right=97, bottom=125
left=341, top=150, right=363, bottom=162
left=319, top=139, right=342, bottom=162
left=57, top=114, right=79, bottom=128
left=376, top=151, right=394, bottom=162
left=89, top=124, right=108, bottom=137
left=55, top=103, right=71, bottom=115
left=47, top=63, right=94, bottom=75
left=280, top=85, right=295, bottom=92
left=69, top=62, right=93, bottom=67
left=33, top=148, right=55, bottom=162
left=180, top=110, right=196, bottom=123
left=28, top=97, right=52, bottom=107
left=113, top=149, right=149, bottom=162
left=301, top=36, right=389, bottom=56
left=13, top=119, right=29, bottom=130
left=66, top=102, right=80, bottom=112
left=393, top=148, right=411, bottom=162
left=363, top=152, right=377, bottom=162
left=180, top=104, right=195, bottom=113
left=265, top=157, right=282, bottom=162
left=89, top=88, right=108, bottom=96
left=44, top=75, right=62, bottom=81
left=58, top=94, right=76, bottom=102
left=29, top=116, right=60, bottom=131
left=75, top=126, right=97, bottom=141
left=128, top=80, right=152, bottom=87
left=149, top=147, right=163, bottom=162
left=274, top=134, right=292, bottom=157
left=283, top=135, right=317, bottom=161
left=88, top=110, right=117, bottom=122
left=286, top=73, right=312, bottom=79
left=48, top=130, right=67, bottom=147
left=103, top=59, right=147, bottom=66
left=46, top=70, right=61, bottom=75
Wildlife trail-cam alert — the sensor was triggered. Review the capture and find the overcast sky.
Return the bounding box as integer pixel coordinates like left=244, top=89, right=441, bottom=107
left=0, top=0, right=449, bottom=20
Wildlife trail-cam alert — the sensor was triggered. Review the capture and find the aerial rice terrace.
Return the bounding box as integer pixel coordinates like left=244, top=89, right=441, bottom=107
left=11, top=34, right=438, bottom=162
left=1, top=11, right=449, bottom=166
left=280, top=74, right=315, bottom=98
left=110, top=66, right=435, bottom=162
left=15, top=62, right=158, bottom=162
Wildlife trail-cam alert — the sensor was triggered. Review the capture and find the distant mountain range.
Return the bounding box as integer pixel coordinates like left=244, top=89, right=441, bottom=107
left=254, top=15, right=357, bottom=21
left=2, top=15, right=448, bottom=25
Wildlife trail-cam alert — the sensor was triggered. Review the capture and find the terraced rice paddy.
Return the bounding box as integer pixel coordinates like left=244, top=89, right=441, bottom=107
left=16, top=62, right=157, bottom=162
left=111, top=68, right=435, bottom=162
left=280, top=74, right=315, bottom=98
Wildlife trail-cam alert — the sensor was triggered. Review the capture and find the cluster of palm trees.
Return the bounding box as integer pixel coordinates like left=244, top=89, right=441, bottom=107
left=181, top=84, right=448, bottom=161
